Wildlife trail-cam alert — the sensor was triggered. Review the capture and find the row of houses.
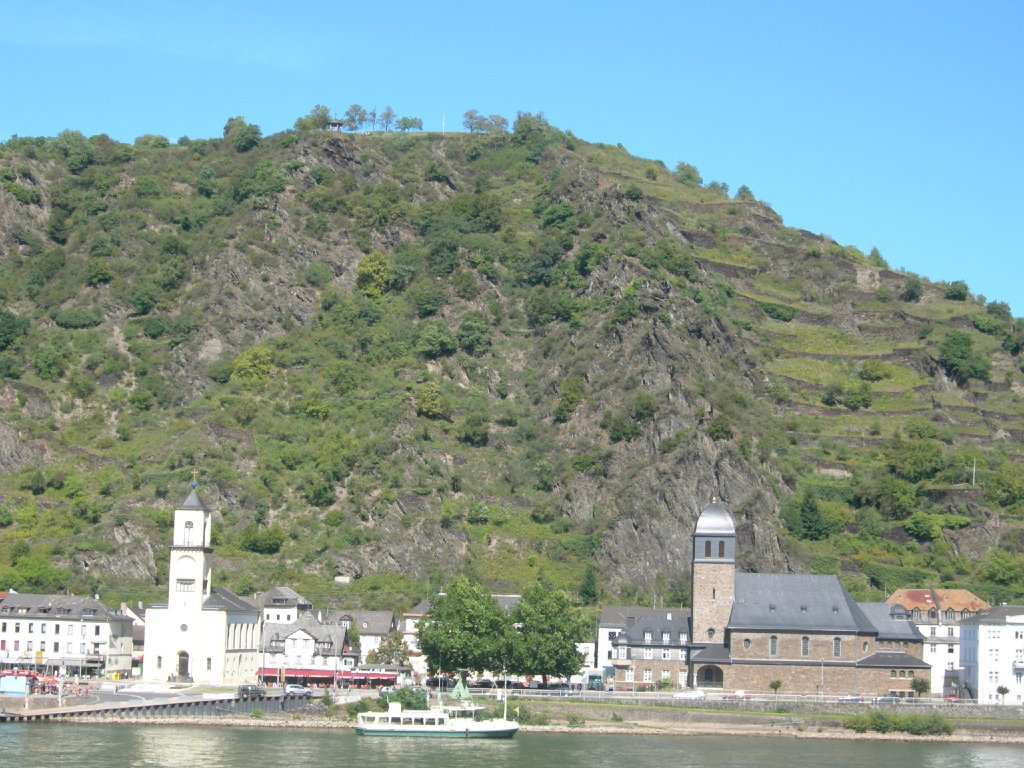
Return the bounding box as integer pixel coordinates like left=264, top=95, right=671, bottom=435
left=2, top=488, right=1021, bottom=704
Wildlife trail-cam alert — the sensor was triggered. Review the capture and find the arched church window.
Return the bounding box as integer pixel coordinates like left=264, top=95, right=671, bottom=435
left=704, top=541, right=711, bottom=557
left=183, top=520, right=194, bottom=546
left=718, top=541, right=725, bottom=558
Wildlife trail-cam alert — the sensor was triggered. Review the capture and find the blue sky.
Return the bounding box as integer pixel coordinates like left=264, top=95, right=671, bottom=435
left=4, top=1, right=1022, bottom=314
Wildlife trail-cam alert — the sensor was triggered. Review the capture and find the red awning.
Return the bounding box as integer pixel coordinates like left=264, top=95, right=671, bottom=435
left=257, top=667, right=398, bottom=680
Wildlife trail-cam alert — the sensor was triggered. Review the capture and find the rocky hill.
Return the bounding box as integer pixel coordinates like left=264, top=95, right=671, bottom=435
left=1, top=113, right=1022, bottom=610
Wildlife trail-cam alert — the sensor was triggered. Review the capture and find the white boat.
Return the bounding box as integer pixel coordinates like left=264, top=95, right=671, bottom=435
left=355, top=699, right=519, bottom=738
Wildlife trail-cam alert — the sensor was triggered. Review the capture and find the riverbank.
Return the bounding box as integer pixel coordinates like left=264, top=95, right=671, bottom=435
left=33, top=707, right=1024, bottom=745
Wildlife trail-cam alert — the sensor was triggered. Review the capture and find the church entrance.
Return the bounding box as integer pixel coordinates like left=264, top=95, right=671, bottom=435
left=177, top=651, right=190, bottom=679
left=698, top=665, right=724, bottom=688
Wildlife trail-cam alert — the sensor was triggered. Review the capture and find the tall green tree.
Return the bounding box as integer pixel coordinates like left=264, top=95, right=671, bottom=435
left=223, top=116, right=261, bottom=152
left=396, top=116, right=423, bottom=132
left=379, top=105, right=396, bottom=132
left=367, top=632, right=410, bottom=665
left=417, top=576, right=512, bottom=674
left=294, top=105, right=332, bottom=132
left=343, top=104, right=368, bottom=132
left=508, top=585, right=588, bottom=680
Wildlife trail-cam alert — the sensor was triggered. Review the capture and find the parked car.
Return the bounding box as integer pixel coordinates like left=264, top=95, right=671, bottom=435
left=724, top=690, right=752, bottom=700
left=673, top=689, right=707, bottom=701
left=237, top=684, right=266, bottom=698
left=838, top=694, right=864, bottom=703
left=874, top=695, right=901, bottom=704
left=284, top=684, right=311, bottom=696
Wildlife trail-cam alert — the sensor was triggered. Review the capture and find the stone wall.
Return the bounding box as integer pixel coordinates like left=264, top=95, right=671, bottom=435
left=694, top=660, right=923, bottom=696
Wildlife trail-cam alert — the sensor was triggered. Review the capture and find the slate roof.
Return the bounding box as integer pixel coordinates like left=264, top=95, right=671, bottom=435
left=0, top=592, right=125, bottom=621
left=855, top=651, right=930, bottom=669
left=730, top=574, right=875, bottom=633
left=858, top=603, right=924, bottom=641
left=203, top=588, right=258, bottom=613
left=261, top=615, right=348, bottom=655
left=598, top=605, right=671, bottom=628
left=256, top=586, right=310, bottom=609
left=689, top=643, right=731, bottom=663
left=323, top=606, right=395, bottom=638
left=403, top=595, right=521, bottom=616
left=611, top=610, right=691, bottom=645
left=694, top=498, right=735, bottom=536
left=960, top=606, right=1024, bottom=626
left=406, top=600, right=431, bottom=616
left=178, top=487, right=206, bottom=511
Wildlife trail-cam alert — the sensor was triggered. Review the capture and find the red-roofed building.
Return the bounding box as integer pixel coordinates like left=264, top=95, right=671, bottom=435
left=886, top=588, right=990, bottom=696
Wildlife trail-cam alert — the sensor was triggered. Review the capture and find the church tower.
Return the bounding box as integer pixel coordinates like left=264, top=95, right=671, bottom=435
left=166, top=480, right=212, bottom=618
left=690, top=497, right=736, bottom=646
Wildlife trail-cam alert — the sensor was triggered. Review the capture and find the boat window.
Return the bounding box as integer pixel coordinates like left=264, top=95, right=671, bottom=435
left=426, top=718, right=435, bottom=725
left=413, top=718, right=424, bottom=725
left=391, top=717, right=401, bottom=724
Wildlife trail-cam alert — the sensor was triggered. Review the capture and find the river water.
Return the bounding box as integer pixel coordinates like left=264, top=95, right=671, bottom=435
left=1, top=723, right=1020, bottom=768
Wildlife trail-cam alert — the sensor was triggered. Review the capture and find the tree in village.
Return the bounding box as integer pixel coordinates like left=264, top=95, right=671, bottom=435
left=910, top=676, right=930, bottom=698
left=507, top=585, right=589, bottom=682
left=417, top=575, right=512, bottom=674
left=366, top=632, right=411, bottom=666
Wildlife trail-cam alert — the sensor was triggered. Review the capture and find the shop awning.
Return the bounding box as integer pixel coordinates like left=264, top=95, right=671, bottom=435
left=257, top=667, right=398, bottom=680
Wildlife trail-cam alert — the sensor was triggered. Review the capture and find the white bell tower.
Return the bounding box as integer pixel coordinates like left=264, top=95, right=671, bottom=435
left=166, top=477, right=213, bottom=615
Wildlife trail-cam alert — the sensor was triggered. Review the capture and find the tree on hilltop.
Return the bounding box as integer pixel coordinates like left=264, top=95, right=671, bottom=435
left=343, top=104, right=368, bottom=132
left=396, top=116, right=423, bottom=132
left=294, top=105, right=332, bottom=132
left=223, top=116, right=261, bottom=152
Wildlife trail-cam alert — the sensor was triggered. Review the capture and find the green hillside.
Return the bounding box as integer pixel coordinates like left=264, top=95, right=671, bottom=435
left=1, top=109, right=1022, bottom=611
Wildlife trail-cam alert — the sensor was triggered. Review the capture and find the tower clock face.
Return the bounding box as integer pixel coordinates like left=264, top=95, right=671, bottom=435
left=180, top=624, right=188, bottom=632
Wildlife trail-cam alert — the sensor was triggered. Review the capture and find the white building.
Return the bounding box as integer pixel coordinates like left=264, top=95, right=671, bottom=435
left=886, top=588, right=989, bottom=696
left=0, top=593, right=134, bottom=677
left=141, top=484, right=260, bottom=685
left=960, top=605, right=1024, bottom=704
left=259, top=615, right=359, bottom=685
